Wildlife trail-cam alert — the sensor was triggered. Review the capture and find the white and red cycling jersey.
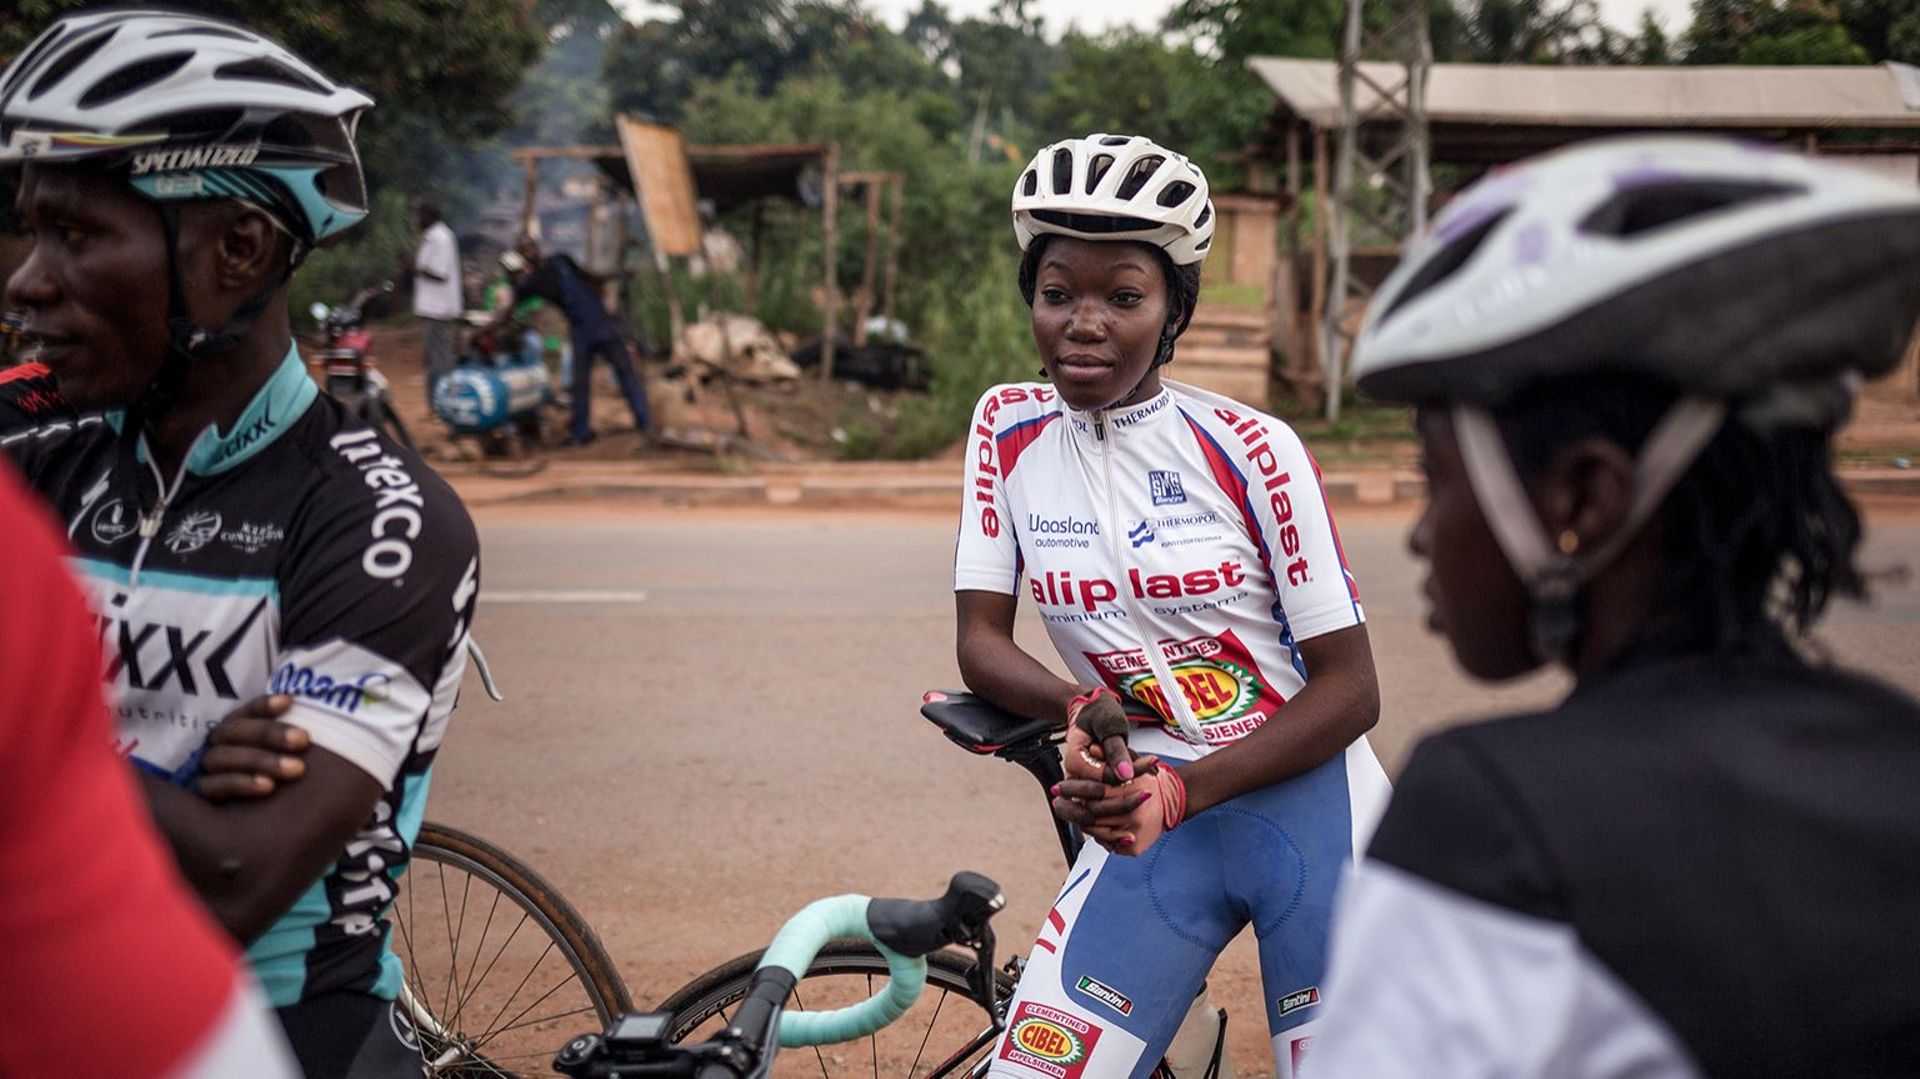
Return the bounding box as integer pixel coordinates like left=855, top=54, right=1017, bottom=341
left=955, top=378, right=1383, bottom=774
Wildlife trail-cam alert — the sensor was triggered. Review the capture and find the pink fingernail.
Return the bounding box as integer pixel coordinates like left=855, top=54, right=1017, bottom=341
left=1118, top=760, right=1135, bottom=781
left=1049, top=784, right=1060, bottom=796
left=1137, top=792, right=1153, bottom=806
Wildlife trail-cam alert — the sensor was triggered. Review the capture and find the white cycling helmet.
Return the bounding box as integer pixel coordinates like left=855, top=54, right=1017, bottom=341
left=1353, top=136, right=1920, bottom=406
left=1012, top=134, right=1215, bottom=266
left=0, top=9, right=373, bottom=246
left=1352, top=136, right=1920, bottom=663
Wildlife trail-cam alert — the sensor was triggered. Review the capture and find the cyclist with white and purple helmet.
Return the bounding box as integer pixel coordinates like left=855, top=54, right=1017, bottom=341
left=1314, top=136, right=1920, bottom=1075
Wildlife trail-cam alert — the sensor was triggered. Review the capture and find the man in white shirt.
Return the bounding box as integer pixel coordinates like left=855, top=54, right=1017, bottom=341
left=410, top=203, right=462, bottom=390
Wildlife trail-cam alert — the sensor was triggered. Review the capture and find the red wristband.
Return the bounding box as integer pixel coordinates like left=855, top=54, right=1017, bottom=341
left=1160, top=766, right=1188, bottom=831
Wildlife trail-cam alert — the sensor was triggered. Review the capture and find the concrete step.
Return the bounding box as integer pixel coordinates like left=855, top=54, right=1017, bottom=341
left=1190, top=304, right=1269, bottom=330
left=1181, top=325, right=1270, bottom=350
left=1176, top=343, right=1271, bottom=369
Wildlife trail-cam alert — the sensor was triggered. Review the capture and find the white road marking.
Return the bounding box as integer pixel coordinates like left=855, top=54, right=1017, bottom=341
left=481, top=590, right=650, bottom=605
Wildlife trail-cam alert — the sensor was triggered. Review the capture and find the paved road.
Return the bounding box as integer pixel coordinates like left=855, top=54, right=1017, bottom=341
left=427, top=501, right=1920, bottom=1071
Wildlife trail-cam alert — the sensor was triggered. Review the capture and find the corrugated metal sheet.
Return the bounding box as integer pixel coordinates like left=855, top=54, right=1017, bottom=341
left=1250, top=58, right=1920, bottom=130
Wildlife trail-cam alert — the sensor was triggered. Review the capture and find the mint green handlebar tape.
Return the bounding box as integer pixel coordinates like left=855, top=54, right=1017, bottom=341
left=755, top=895, right=929, bottom=1048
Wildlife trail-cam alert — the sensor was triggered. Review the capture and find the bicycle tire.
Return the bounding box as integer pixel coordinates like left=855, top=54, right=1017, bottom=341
left=660, top=941, right=1017, bottom=1079
left=395, top=821, right=632, bottom=1077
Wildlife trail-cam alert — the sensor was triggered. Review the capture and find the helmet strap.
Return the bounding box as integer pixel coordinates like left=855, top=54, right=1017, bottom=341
left=1450, top=399, right=1727, bottom=666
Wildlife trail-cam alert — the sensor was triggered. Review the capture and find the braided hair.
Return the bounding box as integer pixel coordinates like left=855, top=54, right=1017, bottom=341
left=1494, top=374, right=1866, bottom=655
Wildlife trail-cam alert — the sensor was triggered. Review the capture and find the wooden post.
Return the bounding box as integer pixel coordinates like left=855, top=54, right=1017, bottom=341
left=519, top=159, right=540, bottom=239
left=1308, top=125, right=1330, bottom=398
left=745, top=199, right=765, bottom=315
left=880, top=175, right=904, bottom=335
left=585, top=182, right=603, bottom=271
left=819, top=144, right=840, bottom=381
left=852, top=179, right=883, bottom=347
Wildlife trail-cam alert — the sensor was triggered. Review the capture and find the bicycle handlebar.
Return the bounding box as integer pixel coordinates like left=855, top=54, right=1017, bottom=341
left=555, top=872, right=1004, bottom=1079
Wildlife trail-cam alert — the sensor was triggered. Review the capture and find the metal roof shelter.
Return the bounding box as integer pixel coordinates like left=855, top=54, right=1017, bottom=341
left=1251, top=59, right=1920, bottom=403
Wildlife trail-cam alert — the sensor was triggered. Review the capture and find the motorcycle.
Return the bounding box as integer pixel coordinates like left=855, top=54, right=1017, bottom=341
left=430, top=311, right=554, bottom=475
left=308, top=282, right=414, bottom=451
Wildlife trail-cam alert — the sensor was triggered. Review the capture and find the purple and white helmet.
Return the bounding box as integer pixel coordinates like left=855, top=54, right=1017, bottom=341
left=1354, top=135, right=1920, bottom=406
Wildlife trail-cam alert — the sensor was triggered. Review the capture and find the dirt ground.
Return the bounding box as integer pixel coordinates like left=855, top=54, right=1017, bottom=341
left=363, top=321, right=925, bottom=468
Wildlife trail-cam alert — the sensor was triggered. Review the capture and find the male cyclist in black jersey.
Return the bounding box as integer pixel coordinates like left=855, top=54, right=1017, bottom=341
left=0, top=12, right=479, bottom=1077
left=1312, top=137, right=1920, bottom=1075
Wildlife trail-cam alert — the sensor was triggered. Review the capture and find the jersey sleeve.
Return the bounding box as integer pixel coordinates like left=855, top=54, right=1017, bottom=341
left=953, top=385, right=1022, bottom=595
left=0, top=462, right=297, bottom=1079
left=1187, top=404, right=1363, bottom=642
left=0, top=363, right=81, bottom=483
left=1311, top=733, right=1693, bottom=1076
left=273, top=454, right=480, bottom=785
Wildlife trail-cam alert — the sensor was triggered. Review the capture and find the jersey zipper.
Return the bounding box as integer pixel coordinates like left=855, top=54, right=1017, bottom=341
left=1089, top=405, right=1208, bottom=747
left=126, top=436, right=190, bottom=593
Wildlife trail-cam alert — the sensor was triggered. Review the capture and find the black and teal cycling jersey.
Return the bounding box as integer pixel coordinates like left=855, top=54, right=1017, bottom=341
left=0, top=347, right=480, bottom=1008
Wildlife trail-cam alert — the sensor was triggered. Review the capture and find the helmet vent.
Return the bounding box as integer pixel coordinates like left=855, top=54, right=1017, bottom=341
left=1379, top=209, right=1510, bottom=321
left=79, top=52, right=193, bottom=109
left=1157, top=180, right=1196, bottom=208
left=1580, top=180, right=1799, bottom=238
left=1099, top=135, right=1131, bottom=147
left=1194, top=204, right=1212, bottom=229
left=1050, top=148, right=1074, bottom=194
left=3, top=28, right=72, bottom=96
left=28, top=28, right=118, bottom=101
left=1087, top=153, right=1114, bottom=192
left=1021, top=169, right=1038, bottom=197
left=152, top=26, right=254, bottom=42
left=1116, top=156, right=1164, bottom=200
left=130, top=106, right=244, bottom=143
left=1030, top=209, right=1156, bottom=237
left=216, top=58, right=330, bottom=95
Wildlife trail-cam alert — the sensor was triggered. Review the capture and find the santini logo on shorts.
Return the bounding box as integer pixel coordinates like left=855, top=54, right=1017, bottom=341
left=1278, top=986, right=1320, bottom=1016
left=1074, top=975, right=1134, bottom=1016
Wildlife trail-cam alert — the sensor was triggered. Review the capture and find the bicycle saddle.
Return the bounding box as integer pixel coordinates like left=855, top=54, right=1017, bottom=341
left=919, top=691, right=1059, bottom=754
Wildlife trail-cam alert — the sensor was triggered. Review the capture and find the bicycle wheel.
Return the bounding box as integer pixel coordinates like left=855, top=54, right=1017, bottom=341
left=394, top=822, right=632, bottom=1077
left=660, top=941, right=1015, bottom=1079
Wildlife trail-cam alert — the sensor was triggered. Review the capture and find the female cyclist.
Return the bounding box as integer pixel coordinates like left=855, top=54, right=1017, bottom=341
left=953, top=134, right=1391, bottom=1079
left=1313, top=136, right=1920, bottom=1075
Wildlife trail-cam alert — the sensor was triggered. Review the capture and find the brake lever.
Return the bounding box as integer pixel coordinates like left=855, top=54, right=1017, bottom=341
left=964, top=923, right=1001, bottom=1025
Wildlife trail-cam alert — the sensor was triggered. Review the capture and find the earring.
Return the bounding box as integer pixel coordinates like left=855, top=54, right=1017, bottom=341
left=1037, top=367, right=1049, bottom=379
left=1557, top=529, right=1580, bottom=555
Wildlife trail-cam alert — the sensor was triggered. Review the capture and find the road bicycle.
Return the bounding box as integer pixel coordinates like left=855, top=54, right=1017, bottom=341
left=650, top=692, right=1225, bottom=1079
left=556, top=872, right=1007, bottom=1079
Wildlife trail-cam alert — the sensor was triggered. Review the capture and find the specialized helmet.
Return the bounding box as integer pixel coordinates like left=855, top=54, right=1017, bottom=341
left=1351, top=136, right=1920, bottom=663
left=1013, top=134, right=1215, bottom=266
left=0, top=9, right=373, bottom=248
left=1353, top=136, right=1920, bottom=407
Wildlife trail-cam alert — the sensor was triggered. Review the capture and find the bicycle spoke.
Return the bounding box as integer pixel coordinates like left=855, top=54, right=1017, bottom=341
left=447, top=871, right=475, bottom=1037
left=439, top=861, right=459, bottom=1022
left=913, top=981, right=950, bottom=1075
left=478, top=938, right=560, bottom=1040
left=471, top=967, right=581, bottom=1053
left=455, top=881, right=499, bottom=1028
left=477, top=1001, right=598, bottom=1039
left=789, top=981, right=830, bottom=1079
left=450, top=891, right=516, bottom=1027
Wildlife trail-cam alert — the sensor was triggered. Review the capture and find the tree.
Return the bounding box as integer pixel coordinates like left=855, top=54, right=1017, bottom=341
left=1684, top=0, right=1872, bottom=64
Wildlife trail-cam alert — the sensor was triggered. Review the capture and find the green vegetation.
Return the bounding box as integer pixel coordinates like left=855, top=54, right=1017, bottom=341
left=3, top=0, right=1910, bottom=459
